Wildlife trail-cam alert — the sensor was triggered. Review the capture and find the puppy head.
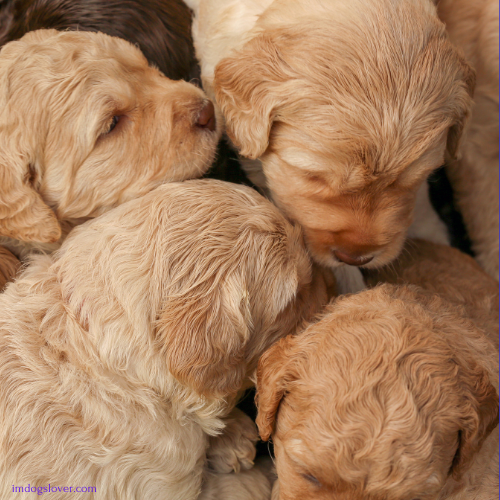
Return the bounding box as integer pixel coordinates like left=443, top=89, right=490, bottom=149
left=153, top=180, right=329, bottom=400
left=256, top=285, right=498, bottom=500
left=215, top=0, right=474, bottom=270
left=0, top=29, right=221, bottom=243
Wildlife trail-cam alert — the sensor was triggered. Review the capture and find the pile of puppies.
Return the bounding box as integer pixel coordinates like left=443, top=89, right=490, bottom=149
left=0, top=0, right=497, bottom=499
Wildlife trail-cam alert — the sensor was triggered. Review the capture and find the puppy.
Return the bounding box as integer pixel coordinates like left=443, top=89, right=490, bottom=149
left=0, top=29, right=221, bottom=259
left=0, top=179, right=330, bottom=500
left=187, top=0, right=473, bottom=271
left=437, top=0, right=499, bottom=279
left=0, top=0, right=199, bottom=81
left=256, top=239, right=498, bottom=500
left=0, top=245, right=20, bottom=290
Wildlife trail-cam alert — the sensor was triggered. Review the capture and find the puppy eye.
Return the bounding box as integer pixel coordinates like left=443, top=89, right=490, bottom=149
left=306, top=174, right=324, bottom=184
left=301, top=473, right=322, bottom=487
left=104, top=115, right=121, bottom=135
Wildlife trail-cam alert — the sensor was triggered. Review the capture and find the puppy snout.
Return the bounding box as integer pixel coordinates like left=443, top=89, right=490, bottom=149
left=333, top=250, right=374, bottom=267
left=195, top=100, right=216, bottom=131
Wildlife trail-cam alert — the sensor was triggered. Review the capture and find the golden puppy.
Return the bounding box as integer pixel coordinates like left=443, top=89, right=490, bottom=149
left=0, top=180, right=330, bottom=500
left=187, top=0, right=473, bottom=270
left=437, top=0, right=499, bottom=279
left=0, top=245, right=20, bottom=290
left=0, top=29, right=221, bottom=258
left=256, top=240, right=498, bottom=500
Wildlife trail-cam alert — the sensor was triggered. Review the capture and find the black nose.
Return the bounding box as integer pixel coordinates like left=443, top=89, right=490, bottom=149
left=333, top=250, right=374, bottom=267
left=196, top=100, right=216, bottom=131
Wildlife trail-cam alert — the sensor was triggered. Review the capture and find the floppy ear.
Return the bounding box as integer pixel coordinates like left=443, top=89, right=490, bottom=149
left=256, top=335, right=300, bottom=441
left=0, top=42, right=61, bottom=243
left=446, top=56, right=476, bottom=160
left=451, top=362, right=499, bottom=480
left=0, top=149, right=61, bottom=243
left=214, top=33, right=292, bottom=160
left=156, top=271, right=251, bottom=399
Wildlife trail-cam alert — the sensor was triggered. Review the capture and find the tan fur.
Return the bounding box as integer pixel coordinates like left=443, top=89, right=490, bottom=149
left=0, top=179, right=332, bottom=499
left=256, top=239, right=498, bottom=500
left=438, top=0, right=499, bottom=278
left=0, top=245, right=20, bottom=290
left=0, top=29, right=221, bottom=255
left=189, top=0, right=474, bottom=269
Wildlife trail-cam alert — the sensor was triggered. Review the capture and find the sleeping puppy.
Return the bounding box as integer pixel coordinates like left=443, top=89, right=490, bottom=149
left=437, top=0, right=499, bottom=279
left=0, top=29, right=221, bottom=259
left=0, top=179, right=330, bottom=500
left=256, top=239, right=498, bottom=500
left=0, top=246, right=20, bottom=290
left=0, top=0, right=198, bottom=81
left=186, top=0, right=472, bottom=271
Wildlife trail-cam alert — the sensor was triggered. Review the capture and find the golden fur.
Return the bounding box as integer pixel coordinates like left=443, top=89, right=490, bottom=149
left=0, top=179, right=331, bottom=499
left=256, top=240, right=498, bottom=500
left=188, top=0, right=474, bottom=269
left=0, top=245, right=20, bottom=290
left=0, top=29, right=221, bottom=256
left=437, top=0, right=499, bottom=278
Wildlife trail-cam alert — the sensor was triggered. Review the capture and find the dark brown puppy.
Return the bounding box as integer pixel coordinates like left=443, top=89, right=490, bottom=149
left=0, top=0, right=198, bottom=81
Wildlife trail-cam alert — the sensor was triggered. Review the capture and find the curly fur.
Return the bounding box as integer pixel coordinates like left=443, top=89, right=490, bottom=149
left=0, top=179, right=331, bottom=499
left=257, top=239, right=498, bottom=500
left=188, top=0, right=473, bottom=270
left=0, top=29, right=221, bottom=257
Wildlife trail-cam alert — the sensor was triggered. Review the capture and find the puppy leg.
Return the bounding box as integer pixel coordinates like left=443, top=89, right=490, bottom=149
left=207, top=408, right=258, bottom=473
left=447, top=91, right=499, bottom=279
left=408, top=182, right=449, bottom=245
left=271, top=478, right=280, bottom=500
left=200, top=458, right=274, bottom=500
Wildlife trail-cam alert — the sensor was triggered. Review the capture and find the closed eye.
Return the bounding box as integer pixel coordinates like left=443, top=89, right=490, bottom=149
left=103, top=115, right=121, bottom=135
left=301, top=473, right=322, bottom=488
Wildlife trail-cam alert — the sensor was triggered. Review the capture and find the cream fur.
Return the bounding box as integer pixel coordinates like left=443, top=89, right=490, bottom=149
left=0, top=180, right=332, bottom=499
left=438, top=0, right=499, bottom=279
left=0, top=29, right=221, bottom=259
left=188, top=0, right=473, bottom=272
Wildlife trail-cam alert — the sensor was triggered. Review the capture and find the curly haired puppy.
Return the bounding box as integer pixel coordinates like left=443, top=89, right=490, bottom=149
left=0, top=29, right=221, bottom=258
left=0, top=0, right=198, bottom=81
left=0, top=179, right=330, bottom=500
left=437, top=0, right=499, bottom=278
left=187, top=0, right=473, bottom=270
left=256, top=239, right=498, bottom=500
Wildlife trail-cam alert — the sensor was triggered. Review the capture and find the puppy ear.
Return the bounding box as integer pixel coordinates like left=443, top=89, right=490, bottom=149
left=451, top=363, right=499, bottom=480
left=446, top=57, right=476, bottom=160
left=0, top=43, right=61, bottom=243
left=0, top=152, right=61, bottom=243
left=156, top=271, right=251, bottom=399
left=214, top=34, right=290, bottom=160
left=256, top=335, right=299, bottom=441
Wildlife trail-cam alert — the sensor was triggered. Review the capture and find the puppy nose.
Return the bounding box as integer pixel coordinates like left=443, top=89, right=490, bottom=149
left=196, top=100, right=216, bottom=131
left=333, top=250, right=373, bottom=267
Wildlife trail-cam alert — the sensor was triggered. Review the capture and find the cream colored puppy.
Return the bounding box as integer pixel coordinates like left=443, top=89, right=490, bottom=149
left=0, top=29, right=221, bottom=259
left=186, top=0, right=471, bottom=273
left=0, top=180, right=330, bottom=500
left=438, top=0, right=499, bottom=278
left=257, top=240, right=498, bottom=500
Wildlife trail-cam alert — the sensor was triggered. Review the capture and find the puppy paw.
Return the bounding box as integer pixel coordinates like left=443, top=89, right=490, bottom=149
left=207, top=408, right=258, bottom=473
